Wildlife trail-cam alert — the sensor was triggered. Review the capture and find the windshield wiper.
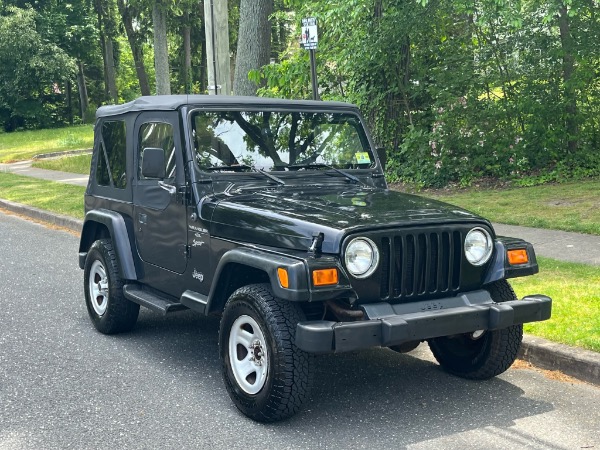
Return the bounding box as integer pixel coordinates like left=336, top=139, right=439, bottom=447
left=204, top=164, right=285, bottom=185
left=205, top=164, right=252, bottom=172
left=255, top=167, right=285, bottom=185
left=287, top=163, right=362, bottom=184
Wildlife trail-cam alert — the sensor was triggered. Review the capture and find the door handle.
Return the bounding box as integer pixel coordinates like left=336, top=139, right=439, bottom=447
left=138, top=213, right=147, bottom=224
left=158, top=180, right=177, bottom=195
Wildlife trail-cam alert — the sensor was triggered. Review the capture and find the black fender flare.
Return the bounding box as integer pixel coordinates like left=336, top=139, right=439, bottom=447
left=204, top=247, right=310, bottom=315
left=78, top=209, right=138, bottom=280
left=483, top=237, right=539, bottom=285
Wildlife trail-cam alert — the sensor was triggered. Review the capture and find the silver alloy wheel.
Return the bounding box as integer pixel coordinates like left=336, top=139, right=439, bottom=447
left=229, top=315, right=269, bottom=395
left=89, top=260, right=109, bottom=316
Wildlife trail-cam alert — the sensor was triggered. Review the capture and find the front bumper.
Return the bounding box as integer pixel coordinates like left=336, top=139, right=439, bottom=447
left=295, top=290, right=552, bottom=353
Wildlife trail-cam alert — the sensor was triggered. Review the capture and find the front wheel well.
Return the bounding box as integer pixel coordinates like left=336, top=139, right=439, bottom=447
left=208, top=263, right=270, bottom=315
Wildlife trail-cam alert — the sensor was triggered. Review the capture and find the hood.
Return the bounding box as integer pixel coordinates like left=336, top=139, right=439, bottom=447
left=207, top=185, right=490, bottom=253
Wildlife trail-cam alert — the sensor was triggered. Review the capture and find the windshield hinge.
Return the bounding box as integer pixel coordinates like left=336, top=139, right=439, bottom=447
left=177, top=184, right=190, bottom=205
left=309, top=232, right=324, bottom=254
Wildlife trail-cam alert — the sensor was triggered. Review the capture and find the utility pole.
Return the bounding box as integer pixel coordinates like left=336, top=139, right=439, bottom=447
left=204, top=0, right=231, bottom=95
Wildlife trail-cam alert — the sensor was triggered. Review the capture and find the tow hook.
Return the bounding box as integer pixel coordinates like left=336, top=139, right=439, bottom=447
left=470, top=330, right=485, bottom=340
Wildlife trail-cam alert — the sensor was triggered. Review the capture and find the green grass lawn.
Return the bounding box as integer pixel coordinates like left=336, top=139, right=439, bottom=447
left=32, top=154, right=92, bottom=174
left=0, top=172, right=85, bottom=219
left=511, top=257, right=600, bottom=352
left=0, top=125, right=93, bottom=163
left=421, top=178, right=600, bottom=235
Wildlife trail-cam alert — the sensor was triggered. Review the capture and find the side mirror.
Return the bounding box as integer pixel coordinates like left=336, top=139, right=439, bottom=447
left=141, top=147, right=166, bottom=179
left=376, top=147, right=387, bottom=171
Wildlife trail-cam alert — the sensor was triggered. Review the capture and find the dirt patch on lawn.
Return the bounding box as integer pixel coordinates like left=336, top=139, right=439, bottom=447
left=545, top=200, right=581, bottom=207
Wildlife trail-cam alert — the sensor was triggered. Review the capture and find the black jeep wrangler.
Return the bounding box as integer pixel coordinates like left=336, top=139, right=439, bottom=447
left=78, top=95, right=551, bottom=422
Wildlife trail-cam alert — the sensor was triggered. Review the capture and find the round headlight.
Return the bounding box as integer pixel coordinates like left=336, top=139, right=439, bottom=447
left=464, top=228, right=493, bottom=266
left=345, top=237, right=379, bottom=278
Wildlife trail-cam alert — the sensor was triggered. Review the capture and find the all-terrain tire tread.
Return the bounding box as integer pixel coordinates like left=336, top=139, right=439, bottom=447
left=85, top=239, right=139, bottom=334
left=220, top=283, right=314, bottom=422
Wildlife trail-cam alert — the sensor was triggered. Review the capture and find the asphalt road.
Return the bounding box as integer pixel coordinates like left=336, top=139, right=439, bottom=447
left=1, top=211, right=598, bottom=450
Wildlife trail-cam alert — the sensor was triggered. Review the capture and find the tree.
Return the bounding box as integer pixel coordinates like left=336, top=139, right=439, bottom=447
left=94, top=0, right=120, bottom=103
left=117, top=0, right=151, bottom=96
left=152, top=0, right=171, bottom=94
left=233, top=0, right=273, bottom=96
left=0, top=6, right=76, bottom=130
left=256, top=0, right=600, bottom=187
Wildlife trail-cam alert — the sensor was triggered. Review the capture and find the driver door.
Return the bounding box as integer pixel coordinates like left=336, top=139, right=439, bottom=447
left=133, top=112, right=187, bottom=275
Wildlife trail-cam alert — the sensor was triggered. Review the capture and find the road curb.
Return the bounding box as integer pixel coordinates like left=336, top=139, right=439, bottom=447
left=519, top=335, right=599, bottom=385
left=0, top=198, right=83, bottom=232
left=0, top=198, right=598, bottom=386
left=32, top=148, right=92, bottom=160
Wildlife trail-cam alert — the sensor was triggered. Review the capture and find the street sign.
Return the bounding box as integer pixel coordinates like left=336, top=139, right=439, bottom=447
left=301, top=17, right=318, bottom=50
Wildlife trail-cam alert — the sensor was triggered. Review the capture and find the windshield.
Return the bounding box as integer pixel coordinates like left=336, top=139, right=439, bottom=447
left=191, top=110, right=375, bottom=171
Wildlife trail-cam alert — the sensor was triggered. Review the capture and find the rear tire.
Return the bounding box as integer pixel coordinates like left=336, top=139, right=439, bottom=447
left=428, top=280, right=523, bottom=380
left=219, top=284, right=313, bottom=422
left=84, top=239, right=139, bottom=334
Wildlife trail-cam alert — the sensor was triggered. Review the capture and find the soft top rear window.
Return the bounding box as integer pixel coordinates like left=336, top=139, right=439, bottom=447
left=191, top=110, right=374, bottom=171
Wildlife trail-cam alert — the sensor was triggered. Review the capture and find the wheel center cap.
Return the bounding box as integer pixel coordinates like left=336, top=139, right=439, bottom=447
left=251, top=340, right=264, bottom=364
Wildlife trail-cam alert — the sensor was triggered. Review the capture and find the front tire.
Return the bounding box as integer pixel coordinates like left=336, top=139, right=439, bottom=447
left=428, top=280, right=523, bottom=380
left=84, top=239, right=140, bottom=334
left=219, top=284, right=314, bottom=422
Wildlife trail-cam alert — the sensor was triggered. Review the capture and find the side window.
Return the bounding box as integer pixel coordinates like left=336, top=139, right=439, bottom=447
left=138, top=122, right=176, bottom=180
left=96, top=120, right=127, bottom=189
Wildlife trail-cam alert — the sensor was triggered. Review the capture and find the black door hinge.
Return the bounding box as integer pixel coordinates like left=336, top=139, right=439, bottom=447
left=184, top=245, right=191, bottom=259
left=177, top=184, right=190, bottom=205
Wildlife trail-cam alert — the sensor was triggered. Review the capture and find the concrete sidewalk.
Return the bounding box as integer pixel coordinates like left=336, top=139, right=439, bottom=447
left=0, top=159, right=89, bottom=187
left=493, top=223, right=600, bottom=266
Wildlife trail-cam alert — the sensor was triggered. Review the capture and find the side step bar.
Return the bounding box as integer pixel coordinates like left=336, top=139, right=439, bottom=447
left=123, top=285, right=188, bottom=315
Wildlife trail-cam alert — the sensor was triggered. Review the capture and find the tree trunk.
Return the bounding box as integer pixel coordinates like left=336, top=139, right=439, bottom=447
left=95, top=0, right=119, bottom=103
left=557, top=3, right=578, bottom=155
left=153, top=1, right=171, bottom=95
left=104, top=38, right=119, bottom=102
left=66, top=79, right=73, bottom=125
left=183, top=11, right=192, bottom=94
left=200, top=18, right=207, bottom=92
left=76, top=60, right=90, bottom=122
left=233, top=0, right=273, bottom=96
left=98, top=25, right=110, bottom=101
left=117, top=0, right=151, bottom=96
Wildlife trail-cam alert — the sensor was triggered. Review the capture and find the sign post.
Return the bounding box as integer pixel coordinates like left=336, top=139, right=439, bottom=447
left=301, top=17, right=319, bottom=101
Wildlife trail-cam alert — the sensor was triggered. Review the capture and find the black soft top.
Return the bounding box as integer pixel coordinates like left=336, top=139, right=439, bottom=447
left=96, top=95, right=359, bottom=118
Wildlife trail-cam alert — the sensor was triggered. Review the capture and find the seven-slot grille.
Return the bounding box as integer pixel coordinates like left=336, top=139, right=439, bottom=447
left=378, top=230, right=463, bottom=300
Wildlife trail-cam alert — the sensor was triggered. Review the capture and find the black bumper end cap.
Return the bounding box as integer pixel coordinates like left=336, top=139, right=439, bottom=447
left=296, top=321, right=336, bottom=353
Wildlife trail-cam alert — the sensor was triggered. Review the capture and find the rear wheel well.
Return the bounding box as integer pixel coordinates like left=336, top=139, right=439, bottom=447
left=208, top=263, right=270, bottom=315
left=79, top=221, right=111, bottom=253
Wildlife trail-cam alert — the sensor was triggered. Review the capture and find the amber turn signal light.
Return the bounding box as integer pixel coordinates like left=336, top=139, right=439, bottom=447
left=507, top=249, right=529, bottom=265
left=312, top=268, right=338, bottom=286
left=277, top=268, right=289, bottom=288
